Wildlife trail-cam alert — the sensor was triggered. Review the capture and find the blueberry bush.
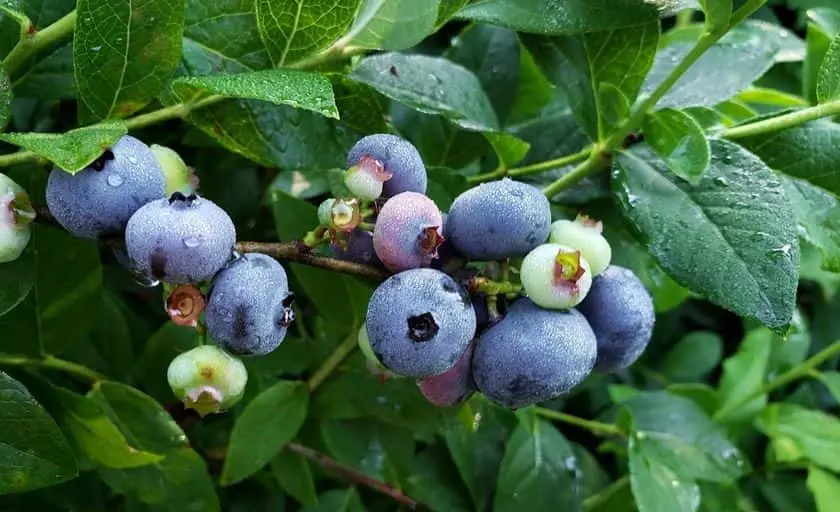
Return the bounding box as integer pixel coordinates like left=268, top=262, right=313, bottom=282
left=1, top=0, right=840, bottom=510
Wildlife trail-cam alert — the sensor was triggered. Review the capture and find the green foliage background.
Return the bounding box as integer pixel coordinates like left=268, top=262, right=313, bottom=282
left=1, top=0, right=840, bottom=510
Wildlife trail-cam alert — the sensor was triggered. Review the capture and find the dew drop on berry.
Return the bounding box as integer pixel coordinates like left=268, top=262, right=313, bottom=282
left=183, top=235, right=204, bottom=248
left=106, top=174, right=124, bottom=187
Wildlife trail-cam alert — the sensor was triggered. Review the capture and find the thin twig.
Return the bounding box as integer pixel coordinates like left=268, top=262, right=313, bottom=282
left=236, top=241, right=387, bottom=281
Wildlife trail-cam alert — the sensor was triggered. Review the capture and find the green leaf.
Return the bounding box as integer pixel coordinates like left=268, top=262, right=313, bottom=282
left=0, top=66, right=9, bottom=131
left=642, top=108, right=709, bottom=183
left=405, top=446, right=474, bottom=512
left=660, top=331, right=723, bottom=383
left=804, top=8, right=840, bottom=104
left=818, top=371, right=840, bottom=405
left=455, top=0, right=688, bottom=35
left=255, top=0, right=361, bottom=67
left=172, top=70, right=339, bottom=119
left=0, top=225, right=102, bottom=356
left=0, top=371, right=77, bottom=494
left=808, top=465, right=840, bottom=512
left=628, top=434, right=701, bottom=512
left=699, top=0, right=731, bottom=32
left=737, top=119, right=840, bottom=197
left=522, top=21, right=659, bottom=140
left=0, top=243, right=34, bottom=317
left=302, top=488, right=364, bottom=512
left=781, top=175, right=840, bottom=272
left=183, top=0, right=271, bottom=71
left=757, top=403, right=840, bottom=473
left=642, top=22, right=781, bottom=110
left=612, top=141, right=799, bottom=330
left=621, top=391, right=749, bottom=484
left=494, top=412, right=581, bottom=511
left=221, top=381, right=309, bottom=485
left=136, top=323, right=199, bottom=403
left=13, top=43, right=76, bottom=101
left=716, top=328, right=771, bottom=424
left=349, top=52, right=499, bottom=131
left=0, top=122, right=126, bottom=173
left=73, top=0, right=184, bottom=122
left=485, top=132, right=529, bottom=169
left=321, top=418, right=413, bottom=482
left=817, top=33, right=840, bottom=102
left=346, top=0, right=439, bottom=51
left=271, top=450, right=318, bottom=507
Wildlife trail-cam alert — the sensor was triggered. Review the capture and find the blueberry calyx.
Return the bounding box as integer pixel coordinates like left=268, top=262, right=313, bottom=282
left=89, top=149, right=115, bottom=171
left=168, top=191, right=199, bottom=205
left=407, top=312, right=439, bottom=342
left=276, top=293, right=296, bottom=328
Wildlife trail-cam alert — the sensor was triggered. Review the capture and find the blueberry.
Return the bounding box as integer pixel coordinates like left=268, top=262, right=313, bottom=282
left=167, top=345, right=248, bottom=416
left=124, top=192, right=236, bottom=284
left=365, top=268, right=476, bottom=378
left=331, top=228, right=381, bottom=265
left=446, top=178, right=551, bottom=261
left=0, top=173, right=34, bottom=263
left=576, top=265, right=655, bottom=372
left=46, top=135, right=165, bottom=239
left=549, top=216, right=612, bottom=276
left=347, top=134, right=427, bottom=198
left=520, top=243, right=593, bottom=310
left=344, top=154, right=393, bottom=201
left=417, top=341, right=476, bottom=407
left=373, top=191, right=443, bottom=272
left=205, top=253, right=293, bottom=356
left=472, top=298, right=597, bottom=408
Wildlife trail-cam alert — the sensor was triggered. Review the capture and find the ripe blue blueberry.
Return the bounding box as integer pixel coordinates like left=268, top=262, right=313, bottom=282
left=417, top=341, right=476, bottom=407
left=124, top=192, right=236, bottom=284
left=365, top=268, right=477, bottom=378
left=446, top=178, right=551, bottom=261
left=331, top=228, right=381, bottom=265
left=576, top=265, right=655, bottom=372
left=46, top=135, right=165, bottom=239
left=0, top=173, right=34, bottom=263
left=373, top=191, right=444, bottom=272
left=205, top=253, right=294, bottom=356
left=472, top=298, right=597, bottom=408
left=347, top=134, right=427, bottom=198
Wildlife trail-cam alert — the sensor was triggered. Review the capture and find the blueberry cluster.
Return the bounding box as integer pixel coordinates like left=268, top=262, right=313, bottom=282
left=330, top=134, right=656, bottom=409
left=42, top=135, right=295, bottom=415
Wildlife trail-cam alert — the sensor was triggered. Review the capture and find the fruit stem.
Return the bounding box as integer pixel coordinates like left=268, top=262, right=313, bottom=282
left=0, top=353, right=103, bottom=383
left=469, top=276, right=522, bottom=296
left=2, top=10, right=76, bottom=78
left=718, top=97, right=840, bottom=139
left=306, top=330, right=359, bottom=392
left=467, top=145, right=594, bottom=184
left=302, top=226, right=330, bottom=248
left=535, top=407, right=625, bottom=437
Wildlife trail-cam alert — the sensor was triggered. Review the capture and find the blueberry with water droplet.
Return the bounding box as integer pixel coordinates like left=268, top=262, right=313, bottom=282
left=46, top=135, right=165, bottom=239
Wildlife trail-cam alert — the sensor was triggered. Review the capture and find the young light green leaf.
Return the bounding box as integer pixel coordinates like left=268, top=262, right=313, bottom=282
left=221, top=381, right=309, bottom=485
left=485, top=132, right=530, bottom=169
left=628, top=435, right=701, bottom=512
left=0, top=66, right=10, bottom=131
left=660, top=331, right=723, bottom=383
left=172, top=70, right=339, bottom=119
left=781, top=175, right=840, bottom=273
left=735, top=87, right=809, bottom=108
left=756, top=403, right=840, bottom=473
left=255, top=0, right=361, bottom=67
left=613, top=141, right=799, bottom=330
left=807, top=465, right=840, bottom=512
left=345, top=0, right=439, bottom=51
left=716, top=328, right=771, bottom=424
left=271, top=450, right=318, bottom=507
left=494, top=413, right=582, bottom=511
left=804, top=8, right=840, bottom=104
left=0, top=371, right=77, bottom=494
left=455, top=0, right=690, bottom=35
left=522, top=21, right=659, bottom=140
left=642, top=108, right=710, bottom=183
left=349, top=52, right=499, bottom=132
left=0, top=122, right=126, bottom=173
left=698, top=0, right=731, bottom=33
left=74, top=0, right=184, bottom=123
left=643, top=22, right=781, bottom=110
left=817, top=33, right=840, bottom=103
left=818, top=371, right=840, bottom=405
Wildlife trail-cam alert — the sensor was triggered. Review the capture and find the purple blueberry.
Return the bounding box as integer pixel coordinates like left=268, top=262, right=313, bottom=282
left=46, top=135, right=165, bottom=239
left=365, top=268, right=477, bottom=378
left=446, top=178, right=551, bottom=261
left=472, top=298, right=597, bottom=408
left=577, top=265, right=655, bottom=372
left=205, top=253, right=294, bottom=356
left=373, top=191, right=444, bottom=272
left=125, top=193, right=236, bottom=284
left=418, top=342, right=476, bottom=407
left=330, top=228, right=381, bottom=265
left=347, top=134, right=427, bottom=198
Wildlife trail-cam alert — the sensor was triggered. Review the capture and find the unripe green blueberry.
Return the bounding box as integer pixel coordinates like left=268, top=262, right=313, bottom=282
left=0, top=174, right=34, bottom=263
left=167, top=345, right=247, bottom=416
left=549, top=215, right=611, bottom=276
left=520, top=243, right=593, bottom=310
left=317, top=198, right=336, bottom=226
left=151, top=144, right=197, bottom=196
left=344, top=155, right=393, bottom=201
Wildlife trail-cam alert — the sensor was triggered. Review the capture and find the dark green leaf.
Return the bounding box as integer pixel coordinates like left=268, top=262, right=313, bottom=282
left=642, top=108, right=710, bottom=183
left=405, top=446, right=474, bottom=512
left=817, top=32, right=840, bottom=102
left=172, top=70, right=338, bottom=119
left=819, top=371, right=840, bottom=405
left=756, top=403, right=840, bottom=473
left=271, top=450, right=318, bottom=507
left=0, top=243, right=34, bottom=316
left=628, top=435, right=701, bottom=512
left=621, top=391, right=749, bottom=483
left=347, top=0, right=439, bottom=51
left=0, top=371, right=77, bottom=494
left=769, top=309, right=811, bottom=376
left=255, top=0, right=360, bottom=67
left=221, top=381, right=309, bottom=485
left=494, top=412, right=581, bottom=512
left=699, top=0, right=731, bottom=32
left=12, top=43, right=75, bottom=101
left=455, top=0, right=687, bottom=35
left=781, top=175, right=840, bottom=272
left=717, top=328, right=771, bottom=424
left=522, top=21, right=659, bottom=140
left=437, top=0, right=468, bottom=26
left=74, top=0, right=184, bottom=122
left=0, top=66, right=9, bottom=130
left=349, top=52, right=499, bottom=131
left=612, top=141, right=799, bottom=329
left=183, top=0, right=271, bottom=71
left=0, top=122, right=126, bottom=173
left=660, top=331, right=723, bottom=383
left=389, top=104, right=489, bottom=169
left=301, top=488, right=364, bottom=512
left=807, top=464, right=840, bottom=512
left=738, top=120, right=840, bottom=197
left=136, top=323, right=199, bottom=403
left=642, top=22, right=781, bottom=110
left=321, top=418, right=413, bottom=482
